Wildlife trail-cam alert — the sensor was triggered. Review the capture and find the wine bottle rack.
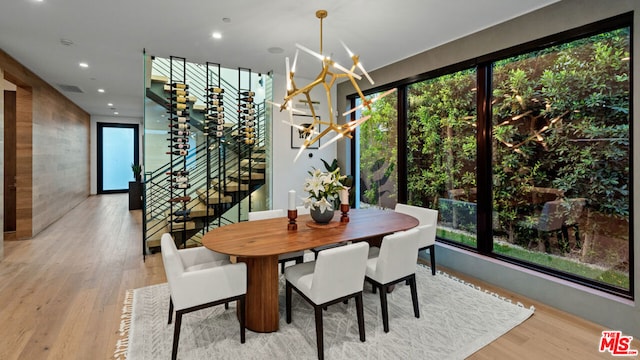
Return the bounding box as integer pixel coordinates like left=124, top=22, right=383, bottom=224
left=205, top=62, right=224, bottom=229
left=167, top=56, right=190, bottom=244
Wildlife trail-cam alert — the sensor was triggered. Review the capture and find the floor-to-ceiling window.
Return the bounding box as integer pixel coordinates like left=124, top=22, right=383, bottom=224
left=350, top=13, right=632, bottom=297
left=355, top=91, right=398, bottom=209
left=490, top=26, right=631, bottom=292
left=407, top=69, right=478, bottom=246
left=97, top=123, right=139, bottom=193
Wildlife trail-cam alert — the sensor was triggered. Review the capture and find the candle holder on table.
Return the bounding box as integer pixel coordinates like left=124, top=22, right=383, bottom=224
left=288, top=209, right=298, bottom=230
left=340, top=204, right=350, bottom=223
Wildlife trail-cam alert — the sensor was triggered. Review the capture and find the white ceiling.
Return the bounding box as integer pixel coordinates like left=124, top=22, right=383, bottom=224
left=0, top=0, right=558, bottom=119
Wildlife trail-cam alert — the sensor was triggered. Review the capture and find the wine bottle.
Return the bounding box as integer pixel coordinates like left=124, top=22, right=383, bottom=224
left=169, top=130, right=190, bottom=136
left=169, top=176, right=189, bottom=183
left=172, top=183, right=191, bottom=189
left=172, top=83, right=188, bottom=89
left=239, top=103, right=254, bottom=109
left=207, top=87, right=224, bottom=93
left=205, top=113, right=224, bottom=120
left=170, top=143, right=190, bottom=149
left=168, top=137, right=188, bottom=143
left=170, top=116, right=188, bottom=123
left=173, top=89, right=187, bottom=97
left=170, top=110, right=189, bottom=117
left=168, top=103, right=187, bottom=110
left=241, top=115, right=255, bottom=121
left=244, top=127, right=254, bottom=132
left=209, top=106, right=224, bottom=112
left=245, top=139, right=255, bottom=145
left=170, top=96, right=187, bottom=103
left=238, top=109, right=255, bottom=114
left=244, top=132, right=255, bottom=138
left=166, top=170, right=189, bottom=176
left=240, top=91, right=255, bottom=97
left=169, top=123, right=190, bottom=130
left=207, top=99, right=223, bottom=106
left=244, top=121, right=255, bottom=127
left=166, top=150, right=188, bottom=156
left=238, top=96, right=254, bottom=102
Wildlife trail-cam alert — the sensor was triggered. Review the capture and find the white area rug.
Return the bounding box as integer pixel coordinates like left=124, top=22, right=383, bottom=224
left=115, top=265, right=534, bottom=360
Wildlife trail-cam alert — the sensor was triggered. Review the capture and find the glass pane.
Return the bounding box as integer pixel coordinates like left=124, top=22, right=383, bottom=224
left=356, top=90, right=398, bottom=209
left=407, top=69, right=478, bottom=246
left=491, top=28, right=630, bottom=291
left=102, top=127, right=135, bottom=191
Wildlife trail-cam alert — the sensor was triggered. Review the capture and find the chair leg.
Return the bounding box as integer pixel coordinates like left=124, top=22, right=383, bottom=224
left=239, top=296, right=246, bottom=344
left=429, top=245, right=436, bottom=275
left=225, top=302, right=229, bottom=310
left=409, top=274, right=420, bottom=318
left=355, top=293, right=365, bottom=342
left=379, top=284, right=390, bottom=333
left=168, top=297, right=174, bottom=324
left=286, top=281, right=293, bottom=324
left=171, top=311, right=183, bottom=360
left=280, top=262, right=285, bottom=274
left=314, top=305, right=325, bottom=360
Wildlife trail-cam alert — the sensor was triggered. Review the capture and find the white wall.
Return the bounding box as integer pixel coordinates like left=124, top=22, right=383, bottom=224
left=90, top=115, right=143, bottom=194
left=270, top=72, right=338, bottom=211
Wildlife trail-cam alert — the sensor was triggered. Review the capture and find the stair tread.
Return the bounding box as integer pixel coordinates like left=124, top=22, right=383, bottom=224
left=240, top=159, right=266, bottom=170
left=211, top=179, right=248, bottom=192
left=228, top=171, right=265, bottom=181
left=151, top=75, right=169, bottom=83
left=196, top=188, right=233, bottom=204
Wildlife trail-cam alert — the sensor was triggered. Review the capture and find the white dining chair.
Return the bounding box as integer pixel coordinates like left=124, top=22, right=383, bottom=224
left=248, top=209, right=305, bottom=272
left=366, top=228, right=421, bottom=333
left=285, top=241, right=369, bottom=360
left=394, top=203, right=438, bottom=275
left=161, top=233, right=247, bottom=360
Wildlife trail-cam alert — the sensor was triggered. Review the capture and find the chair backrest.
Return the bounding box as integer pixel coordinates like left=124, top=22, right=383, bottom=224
left=248, top=209, right=285, bottom=221
left=373, top=228, right=420, bottom=284
left=395, top=203, right=438, bottom=248
left=565, top=198, right=587, bottom=226
left=538, top=200, right=565, bottom=232
left=310, top=242, right=369, bottom=305
left=161, top=233, right=185, bottom=286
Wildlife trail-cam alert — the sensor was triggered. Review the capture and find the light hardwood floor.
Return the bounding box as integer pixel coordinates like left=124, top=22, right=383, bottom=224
left=0, top=194, right=636, bottom=359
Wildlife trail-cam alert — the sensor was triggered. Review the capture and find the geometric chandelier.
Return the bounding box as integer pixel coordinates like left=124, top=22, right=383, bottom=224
left=275, top=10, right=395, bottom=161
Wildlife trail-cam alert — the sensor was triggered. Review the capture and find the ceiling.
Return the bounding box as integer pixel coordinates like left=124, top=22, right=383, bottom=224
left=0, top=0, right=559, bottom=119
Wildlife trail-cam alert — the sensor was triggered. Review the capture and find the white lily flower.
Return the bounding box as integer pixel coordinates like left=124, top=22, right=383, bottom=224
left=316, top=197, right=333, bottom=212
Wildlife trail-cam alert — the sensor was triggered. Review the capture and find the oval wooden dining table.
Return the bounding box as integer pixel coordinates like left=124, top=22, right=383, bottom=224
left=202, top=208, right=418, bottom=333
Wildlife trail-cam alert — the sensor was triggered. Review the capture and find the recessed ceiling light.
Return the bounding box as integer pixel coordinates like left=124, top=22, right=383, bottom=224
left=60, top=38, right=73, bottom=46
left=79, top=62, right=89, bottom=68
left=222, top=18, right=231, bottom=23
left=212, top=32, right=222, bottom=39
left=98, top=89, right=105, bottom=93
left=107, top=103, right=113, bottom=107
left=114, top=112, right=119, bottom=115
left=268, top=47, right=284, bottom=54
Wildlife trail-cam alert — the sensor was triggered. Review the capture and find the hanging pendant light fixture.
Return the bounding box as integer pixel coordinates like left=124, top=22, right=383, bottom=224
left=274, top=10, right=396, bottom=161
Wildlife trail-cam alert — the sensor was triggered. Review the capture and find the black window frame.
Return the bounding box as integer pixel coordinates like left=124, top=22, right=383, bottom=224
left=348, top=12, right=634, bottom=298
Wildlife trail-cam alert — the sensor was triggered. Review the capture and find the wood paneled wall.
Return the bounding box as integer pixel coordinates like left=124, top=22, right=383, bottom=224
left=0, top=50, right=90, bottom=239
left=0, top=70, right=4, bottom=257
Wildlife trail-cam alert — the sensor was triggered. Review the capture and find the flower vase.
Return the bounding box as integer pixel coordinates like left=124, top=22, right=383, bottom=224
left=310, top=207, right=334, bottom=224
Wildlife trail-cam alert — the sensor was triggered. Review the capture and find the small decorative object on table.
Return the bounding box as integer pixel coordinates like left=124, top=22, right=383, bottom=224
left=303, top=167, right=347, bottom=224
left=339, top=188, right=350, bottom=223
left=288, top=190, right=297, bottom=230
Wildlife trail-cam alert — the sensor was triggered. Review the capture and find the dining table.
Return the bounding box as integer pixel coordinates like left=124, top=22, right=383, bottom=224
left=202, top=208, right=419, bottom=333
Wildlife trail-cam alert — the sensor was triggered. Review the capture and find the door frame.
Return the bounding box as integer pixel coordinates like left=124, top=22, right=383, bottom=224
left=97, top=122, right=140, bottom=194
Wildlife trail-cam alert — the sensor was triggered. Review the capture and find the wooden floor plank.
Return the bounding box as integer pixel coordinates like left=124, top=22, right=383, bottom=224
left=0, top=193, right=636, bottom=359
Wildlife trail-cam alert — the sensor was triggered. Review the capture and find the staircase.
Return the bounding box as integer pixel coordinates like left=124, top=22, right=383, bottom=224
left=142, top=56, right=268, bottom=254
